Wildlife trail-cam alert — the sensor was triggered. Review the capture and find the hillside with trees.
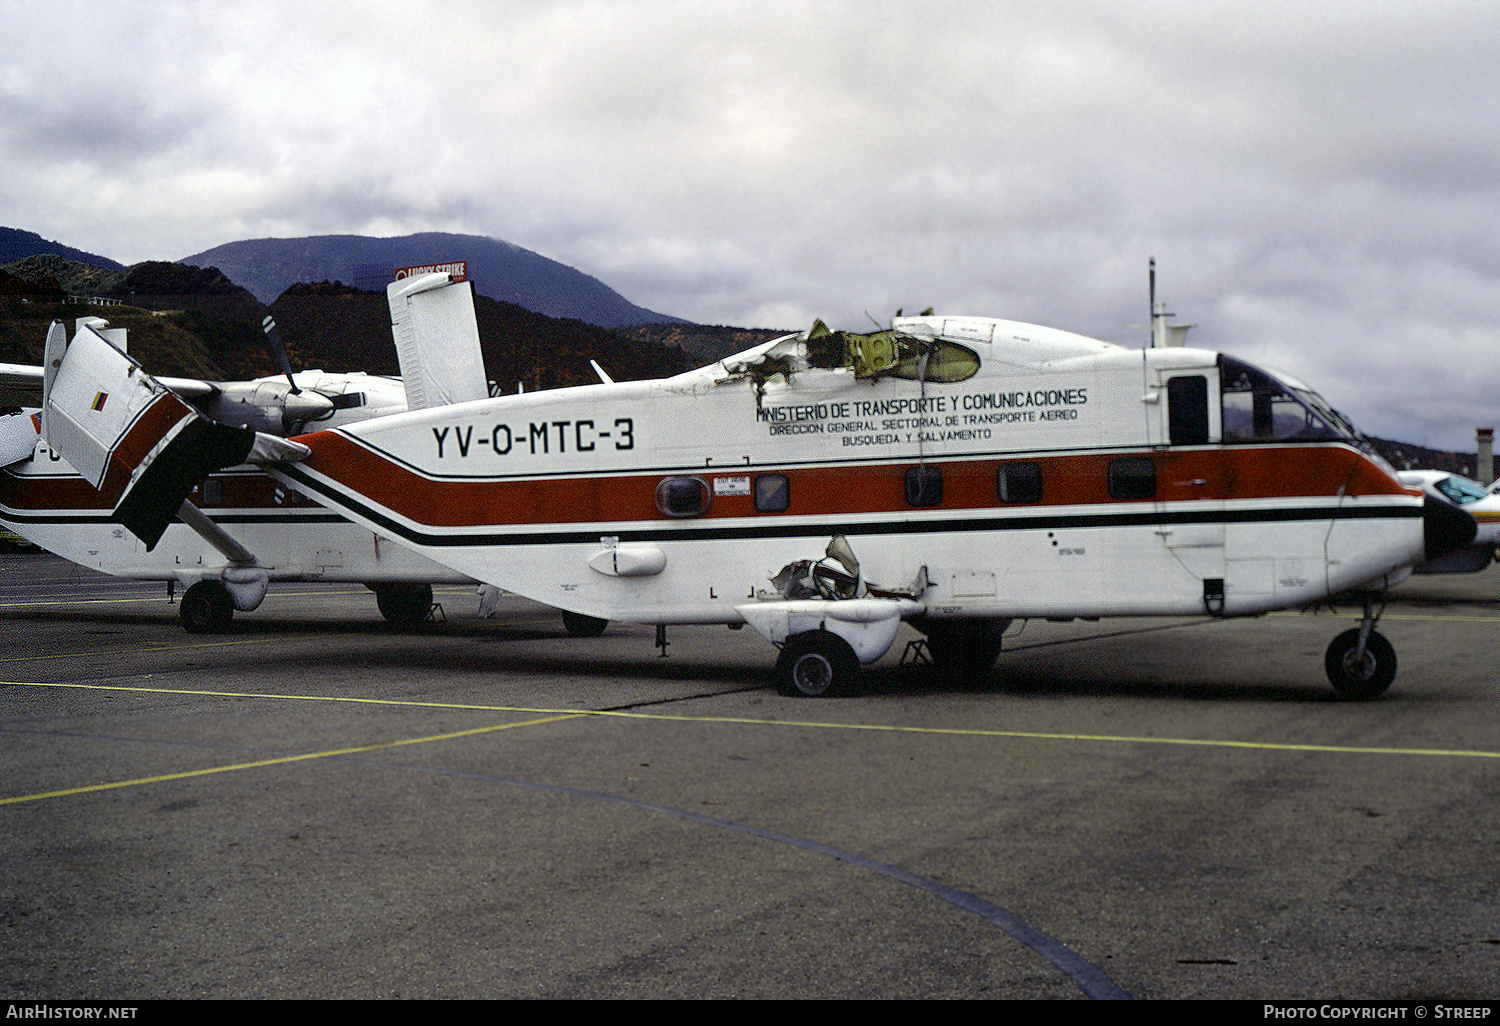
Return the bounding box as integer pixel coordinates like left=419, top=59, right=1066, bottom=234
left=269, top=281, right=691, bottom=391
left=0, top=257, right=694, bottom=389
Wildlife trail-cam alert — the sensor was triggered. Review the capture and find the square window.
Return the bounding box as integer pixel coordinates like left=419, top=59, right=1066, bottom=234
left=754, top=473, right=790, bottom=512
left=905, top=465, right=943, bottom=507
left=656, top=476, right=710, bottom=517
left=1167, top=375, right=1209, bottom=445
left=1107, top=458, right=1156, bottom=500
left=997, top=462, right=1043, bottom=503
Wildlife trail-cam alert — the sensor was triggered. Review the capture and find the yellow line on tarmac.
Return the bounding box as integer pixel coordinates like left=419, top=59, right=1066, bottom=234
left=0, top=585, right=478, bottom=610
left=5, top=681, right=1499, bottom=764
left=0, top=590, right=354, bottom=609
left=0, top=634, right=343, bottom=664
left=0, top=596, right=164, bottom=609
left=0, top=712, right=584, bottom=805
left=1381, top=613, right=1500, bottom=621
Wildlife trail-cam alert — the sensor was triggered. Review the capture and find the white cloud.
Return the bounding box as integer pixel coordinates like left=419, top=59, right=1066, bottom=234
left=2, top=0, right=1499, bottom=447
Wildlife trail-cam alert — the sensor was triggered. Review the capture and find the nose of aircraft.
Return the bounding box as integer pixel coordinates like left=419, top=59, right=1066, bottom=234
left=1424, top=495, right=1477, bottom=561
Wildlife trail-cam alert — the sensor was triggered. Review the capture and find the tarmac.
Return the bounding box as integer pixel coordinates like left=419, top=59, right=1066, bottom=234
left=1, top=552, right=1497, bottom=1000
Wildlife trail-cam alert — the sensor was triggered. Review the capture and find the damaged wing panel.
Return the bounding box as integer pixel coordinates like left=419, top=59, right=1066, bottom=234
left=837, top=329, right=980, bottom=382
left=40, top=320, right=307, bottom=550
left=727, top=319, right=980, bottom=390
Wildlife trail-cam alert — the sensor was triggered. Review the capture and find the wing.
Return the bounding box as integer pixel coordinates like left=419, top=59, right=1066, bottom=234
left=2, top=354, right=220, bottom=410
left=0, top=362, right=43, bottom=410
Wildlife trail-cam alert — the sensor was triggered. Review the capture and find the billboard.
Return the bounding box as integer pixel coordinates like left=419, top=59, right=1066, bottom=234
left=393, top=261, right=467, bottom=282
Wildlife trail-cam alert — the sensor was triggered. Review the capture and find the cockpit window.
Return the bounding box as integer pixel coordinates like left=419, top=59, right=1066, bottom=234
left=1435, top=475, right=1490, bottom=506
left=1219, top=356, right=1356, bottom=444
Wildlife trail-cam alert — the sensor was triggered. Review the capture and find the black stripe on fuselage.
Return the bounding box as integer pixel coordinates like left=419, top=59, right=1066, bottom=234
left=0, top=507, right=346, bottom=527
left=278, top=463, right=1422, bottom=550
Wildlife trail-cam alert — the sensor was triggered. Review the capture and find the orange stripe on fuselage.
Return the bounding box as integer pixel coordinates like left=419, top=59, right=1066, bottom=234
left=2, top=466, right=317, bottom=514
left=294, top=431, right=1415, bottom=530
left=1, top=470, right=116, bottom=511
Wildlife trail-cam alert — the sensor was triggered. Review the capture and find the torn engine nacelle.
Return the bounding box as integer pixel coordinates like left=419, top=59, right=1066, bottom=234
left=735, top=597, right=923, bottom=666
left=221, top=566, right=271, bottom=612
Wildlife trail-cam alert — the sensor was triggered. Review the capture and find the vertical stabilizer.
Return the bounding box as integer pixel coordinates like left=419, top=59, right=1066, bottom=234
left=387, top=273, right=488, bottom=410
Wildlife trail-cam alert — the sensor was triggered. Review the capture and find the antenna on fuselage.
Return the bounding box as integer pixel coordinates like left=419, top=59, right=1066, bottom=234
left=1147, top=258, right=1195, bottom=348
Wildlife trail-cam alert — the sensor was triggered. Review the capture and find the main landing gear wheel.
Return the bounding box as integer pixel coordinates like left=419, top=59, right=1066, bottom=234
left=1325, top=628, right=1397, bottom=700
left=561, top=610, right=609, bottom=637
left=375, top=583, right=433, bottom=626
left=775, top=630, right=858, bottom=698
left=179, top=581, right=233, bottom=634
left=922, top=620, right=1006, bottom=685
left=925, top=632, right=1003, bottom=680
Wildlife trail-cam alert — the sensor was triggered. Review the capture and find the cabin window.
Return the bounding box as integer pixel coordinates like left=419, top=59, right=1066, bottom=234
left=201, top=479, right=223, bottom=506
left=1167, top=376, right=1209, bottom=446
left=1107, top=458, right=1156, bottom=500
left=755, top=473, right=790, bottom=512
left=905, top=465, right=943, bottom=507
left=997, top=462, right=1043, bottom=503
left=656, top=476, right=711, bottom=517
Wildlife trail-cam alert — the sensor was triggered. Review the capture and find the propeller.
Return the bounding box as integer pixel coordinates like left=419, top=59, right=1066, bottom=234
left=261, top=314, right=301, bottom=394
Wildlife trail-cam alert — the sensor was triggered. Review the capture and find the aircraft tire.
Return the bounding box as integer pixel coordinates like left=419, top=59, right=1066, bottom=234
left=775, top=630, right=858, bottom=698
left=375, top=583, right=433, bottom=626
left=1325, top=628, right=1397, bottom=700
left=180, top=581, right=233, bottom=634
left=561, top=610, right=609, bottom=637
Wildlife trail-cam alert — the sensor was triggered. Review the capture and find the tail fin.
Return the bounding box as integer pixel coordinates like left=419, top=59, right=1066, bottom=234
left=387, top=273, right=487, bottom=410
left=39, top=320, right=305, bottom=549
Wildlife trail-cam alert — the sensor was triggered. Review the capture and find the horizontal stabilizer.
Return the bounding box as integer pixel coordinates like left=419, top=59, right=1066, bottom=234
left=0, top=361, right=44, bottom=409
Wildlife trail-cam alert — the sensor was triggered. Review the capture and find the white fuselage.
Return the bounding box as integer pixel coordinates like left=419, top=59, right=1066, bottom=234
left=274, top=316, right=1429, bottom=626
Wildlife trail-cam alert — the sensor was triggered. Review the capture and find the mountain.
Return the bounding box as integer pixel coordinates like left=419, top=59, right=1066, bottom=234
left=1366, top=436, right=1496, bottom=482
left=179, top=232, right=683, bottom=327
left=0, top=227, right=124, bottom=271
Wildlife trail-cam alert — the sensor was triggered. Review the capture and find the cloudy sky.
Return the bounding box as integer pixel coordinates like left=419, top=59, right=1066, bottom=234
left=4, top=0, right=1499, bottom=451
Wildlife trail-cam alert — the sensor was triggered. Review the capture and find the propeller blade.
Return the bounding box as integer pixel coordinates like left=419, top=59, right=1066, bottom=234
left=261, top=314, right=301, bottom=394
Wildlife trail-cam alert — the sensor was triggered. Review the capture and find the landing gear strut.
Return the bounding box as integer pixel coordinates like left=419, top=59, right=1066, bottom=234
left=1324, top=592, right=1396, bottom=700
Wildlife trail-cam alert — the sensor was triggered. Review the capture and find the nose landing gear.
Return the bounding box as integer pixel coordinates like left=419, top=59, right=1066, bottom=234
left=1324, top=592, right=1396, bottom=700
